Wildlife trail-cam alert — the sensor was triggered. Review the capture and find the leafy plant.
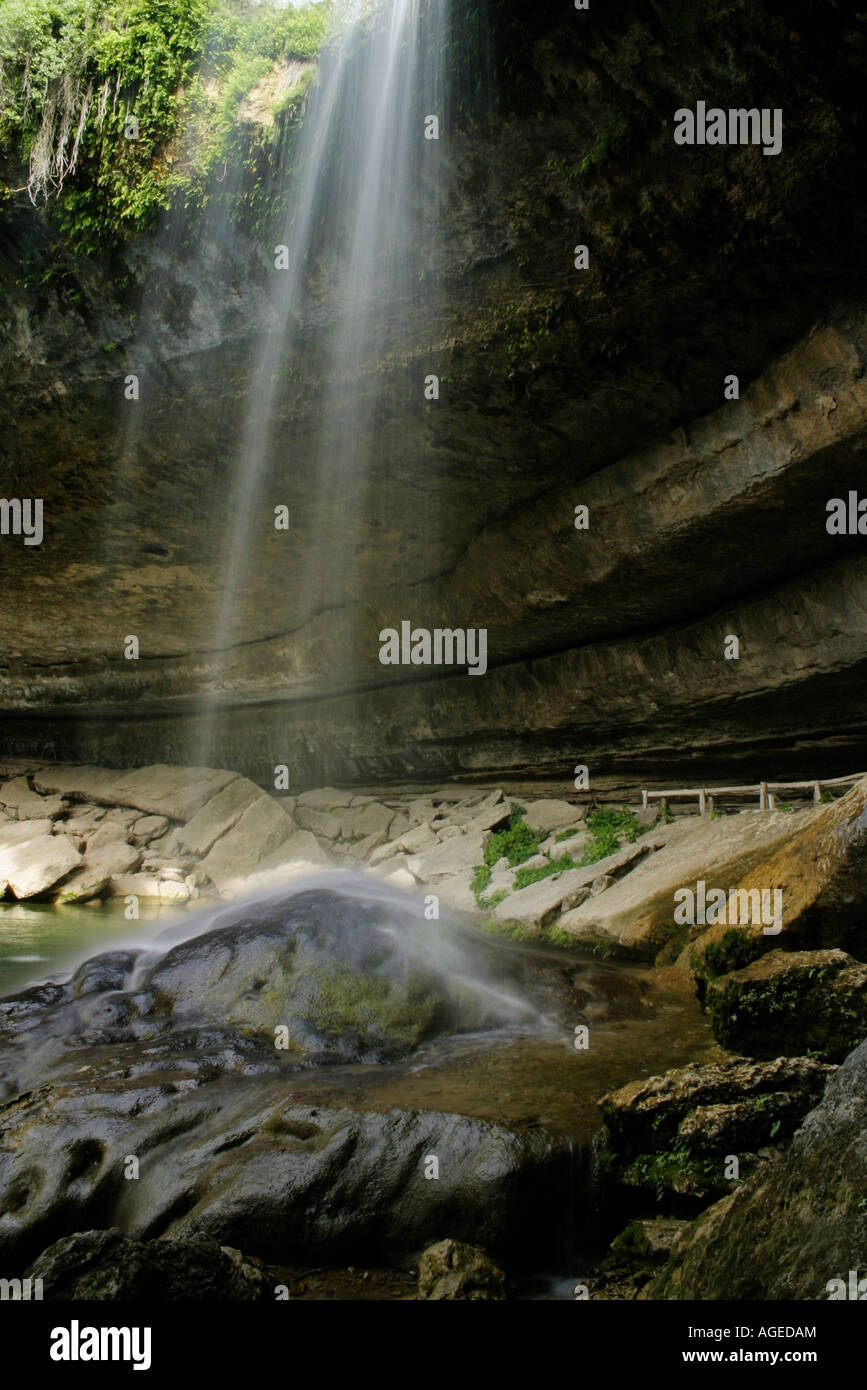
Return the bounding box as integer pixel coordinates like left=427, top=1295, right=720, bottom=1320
left=483, top=803, right=540, bottom=868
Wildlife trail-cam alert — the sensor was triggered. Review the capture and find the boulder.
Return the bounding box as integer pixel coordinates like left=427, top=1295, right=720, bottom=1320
left=520, top=800, right=582, bottom=834
left=131, top=815, right=171, bottom=845
left=417, top=1239, right=506, bottom=1300
left=177, top=777, right=285, bottom=856
left=35, top=764, right=238, bottom=823
left=32, top=765, right=129, bottom=804
left=296, top=787, right=354, bottom=810
left=463, top=802, right=511, bottom=835
left=539, top=827, right=587, bottom=856
left=0, top=833, right=81, bottom=899
left=0, top=886, right=559, bottom=1268
left=0, top=819, right=53, bottom=851
left=58, top=810, right=106, bottom=839
left=0, top=777, right=65, bottom=820
left=600, top=1055, right=834, bottom=1202
left=24, top=1229, right=268, bottom=1301
left=84, top=819, right=131, bottom=851
left=348, top=831, right=385, bottom=859
left=706, top=948, right=867, bottom=1062
left=591, top=874, right=615, bottom=895
left=159, top=880, right=190, bottom=903
left=293, top=805, right=342, bottom=839
left=54, top=842, right=142, bottom=903
left=251, top=829, right=333, bottom=880
left=199, top=795, right=297, bottom=894
left=105, top=873, right=163, bottom=898
left=102, top=808, right=139, bottom=827
left=647, top=1037, right=867, bottom=1299
left=411, top=832, right=489, bottom=882
left=340, top=803, right=394, bottom=839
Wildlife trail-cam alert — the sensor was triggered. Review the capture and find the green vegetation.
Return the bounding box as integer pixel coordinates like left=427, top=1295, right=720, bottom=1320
left=620, top=1144, right=730, bottom=1203
left=698, top=927, right=764, bottom=982
left=472, top=803, right=650, bottom=910
left=483, top=803, right=539, bottom=868
left=580, top=806, right=642, bottom=864
left=0, top=0, right=330, bottom=252
left=610, top=1221, right=651, bottom=1257
left=513, top=851, right=573, bottom=890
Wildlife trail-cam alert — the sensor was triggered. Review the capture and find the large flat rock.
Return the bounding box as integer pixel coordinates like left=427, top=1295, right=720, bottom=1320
left=0, top=833, right=81, bottom=899
left=520, top=799, right=583, bottom=834
left=494, top=842, right=653, bottom=929
left=0, top=777, right=66, bottom=819
left=411, top=832, right=489, bottom=882
left=0, top=819, right=53, bottom=852
left=556, top=809, right=816, bottom=959
left=34, top=763, right=238, bottom=822
left=199, top=795, right=298, bottom=894
left=176, top=776, right=271, bottom=856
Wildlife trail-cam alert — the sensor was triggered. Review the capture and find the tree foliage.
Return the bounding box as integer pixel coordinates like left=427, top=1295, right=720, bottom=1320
left=0, top=0, right=332, bottom=252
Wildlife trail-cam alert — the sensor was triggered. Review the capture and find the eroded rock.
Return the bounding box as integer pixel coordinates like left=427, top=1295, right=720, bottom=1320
left=417, top=1239, right=506, bottom=1300
left=706, top=948, right=867, bottom=1063
left=647, top=1037, right=867, bottom=1299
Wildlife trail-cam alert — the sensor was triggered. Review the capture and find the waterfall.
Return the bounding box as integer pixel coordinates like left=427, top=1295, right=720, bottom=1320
left=198, top=0, right=448, bottom=764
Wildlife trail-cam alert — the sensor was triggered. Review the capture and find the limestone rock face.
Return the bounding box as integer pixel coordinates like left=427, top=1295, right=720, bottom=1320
left=706, top=777, right=867, bottom=960
left=2, top=3, right=867, bottom=784
left=648, top=1038, right=867, bottom=1300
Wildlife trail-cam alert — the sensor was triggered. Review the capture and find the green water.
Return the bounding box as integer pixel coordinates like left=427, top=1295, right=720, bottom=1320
left=0, top=899, right=202, bottom=997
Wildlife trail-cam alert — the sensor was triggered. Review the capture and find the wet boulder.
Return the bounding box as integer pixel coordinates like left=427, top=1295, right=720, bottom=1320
left=0, top=1061, right=565, bottom=1271
left=647, top=1036, right=867, bottom=1300
left=706, top=948, right=867, bottom=1063
left=23, top=1228, right=269, bottom=1300
left=599, top=1055, right=834, bottom=1201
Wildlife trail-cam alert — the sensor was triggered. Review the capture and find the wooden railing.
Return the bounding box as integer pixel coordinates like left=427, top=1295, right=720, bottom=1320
left=640, top=772, right=866, bottom=816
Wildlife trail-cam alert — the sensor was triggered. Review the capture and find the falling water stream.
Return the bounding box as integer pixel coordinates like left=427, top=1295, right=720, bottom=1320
left=198, top=0, right=447, bottom=762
